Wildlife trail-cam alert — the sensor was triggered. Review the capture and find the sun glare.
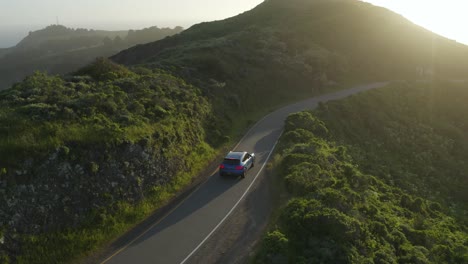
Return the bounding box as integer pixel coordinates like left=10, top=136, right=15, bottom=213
left=363, top=0, right=468, bottom=45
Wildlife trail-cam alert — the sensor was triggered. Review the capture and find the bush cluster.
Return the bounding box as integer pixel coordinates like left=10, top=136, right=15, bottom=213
left=255, top=82, right=468, bottom=263
left=0, top=59, right=211, bottom=170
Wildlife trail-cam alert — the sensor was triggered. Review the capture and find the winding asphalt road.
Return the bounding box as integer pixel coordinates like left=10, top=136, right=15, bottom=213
left=101, top=82, right=389, bottom=264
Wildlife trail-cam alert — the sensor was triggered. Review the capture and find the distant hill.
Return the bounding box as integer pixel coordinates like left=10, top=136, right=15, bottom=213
left=14, top=25, right=128, bottom=50
left=0, top=48, right=11, bottom=58
left=0, top=25, right=183, bottom=90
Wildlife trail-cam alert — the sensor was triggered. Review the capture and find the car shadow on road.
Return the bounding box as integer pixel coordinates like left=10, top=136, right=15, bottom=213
left=253, top=128, right=282, bottom=157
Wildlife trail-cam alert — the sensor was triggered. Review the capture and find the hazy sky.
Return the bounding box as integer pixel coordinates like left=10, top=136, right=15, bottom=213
left=0, top=0, right=263, bottom=29
left=364, top=0, right=468, bottom=45
left=0, top=0, right=467, bottom=48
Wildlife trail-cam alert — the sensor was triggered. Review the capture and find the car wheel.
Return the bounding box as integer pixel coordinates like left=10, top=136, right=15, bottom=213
left=251, top=162, right=254, bottom=168
left=241, top=171, right=245, bottom=178
left=219, top=172, right=225, bottom=177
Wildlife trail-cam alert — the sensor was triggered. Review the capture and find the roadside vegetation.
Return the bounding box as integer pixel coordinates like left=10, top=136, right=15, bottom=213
left=0, top=59, right=218, bottom=263
left=255, top=82, right=468, bottom=263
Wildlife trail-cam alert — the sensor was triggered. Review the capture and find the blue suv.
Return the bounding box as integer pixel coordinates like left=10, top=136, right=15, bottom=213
left=219, top=151, right=255, bottom=178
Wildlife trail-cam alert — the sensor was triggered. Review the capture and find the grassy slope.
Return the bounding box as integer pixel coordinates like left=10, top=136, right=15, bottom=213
left=315, top=82, right=468, bottom=208
left=255, top=82, right=468, bottom=263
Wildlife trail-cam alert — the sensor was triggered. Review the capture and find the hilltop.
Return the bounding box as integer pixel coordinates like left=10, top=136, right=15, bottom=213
left=113, top=0, right=468, bottom=81
left=0, top=25, right=183, bottom=90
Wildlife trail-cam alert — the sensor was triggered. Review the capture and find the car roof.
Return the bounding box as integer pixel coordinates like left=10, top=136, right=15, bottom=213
left=225, top=151, right=245, bottom=159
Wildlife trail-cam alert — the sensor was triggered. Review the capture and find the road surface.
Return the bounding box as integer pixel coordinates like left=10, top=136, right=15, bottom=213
left=101, top=82, right=389, bottom=264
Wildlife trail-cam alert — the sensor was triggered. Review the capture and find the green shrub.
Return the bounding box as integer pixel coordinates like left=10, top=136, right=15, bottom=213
left=75, top=57, right=135, bottom=81
left=256, top=84, right=468, bottom=263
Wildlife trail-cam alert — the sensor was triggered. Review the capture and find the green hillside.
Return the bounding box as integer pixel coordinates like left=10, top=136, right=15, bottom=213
left=0, top=48, right=11, bottom=58
left=109, top=0, right=468, bottom=129
left=255, top=82, right=468, bottom=263
left=0, top=59, right=216, bottom=263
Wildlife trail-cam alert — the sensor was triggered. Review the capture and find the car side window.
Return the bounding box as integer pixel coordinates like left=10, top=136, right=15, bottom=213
left=242, top=154, right=248, bottom=162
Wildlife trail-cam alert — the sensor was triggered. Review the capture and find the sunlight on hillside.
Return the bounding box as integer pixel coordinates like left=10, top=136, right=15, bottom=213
left=363, top=0, right=468, bottom=45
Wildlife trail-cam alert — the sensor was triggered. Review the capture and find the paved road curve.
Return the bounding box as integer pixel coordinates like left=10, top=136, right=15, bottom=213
left=102, top=82, right=389, bottom=264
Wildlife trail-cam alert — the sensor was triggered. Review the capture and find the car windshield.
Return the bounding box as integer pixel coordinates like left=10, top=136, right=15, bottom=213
left=223, top=159, right=240, bottom=165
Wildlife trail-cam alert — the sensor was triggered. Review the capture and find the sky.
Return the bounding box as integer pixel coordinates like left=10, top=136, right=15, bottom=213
left=0, top=0, right=467, bottom=48
left=363, top=0, right=468, bottom=45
